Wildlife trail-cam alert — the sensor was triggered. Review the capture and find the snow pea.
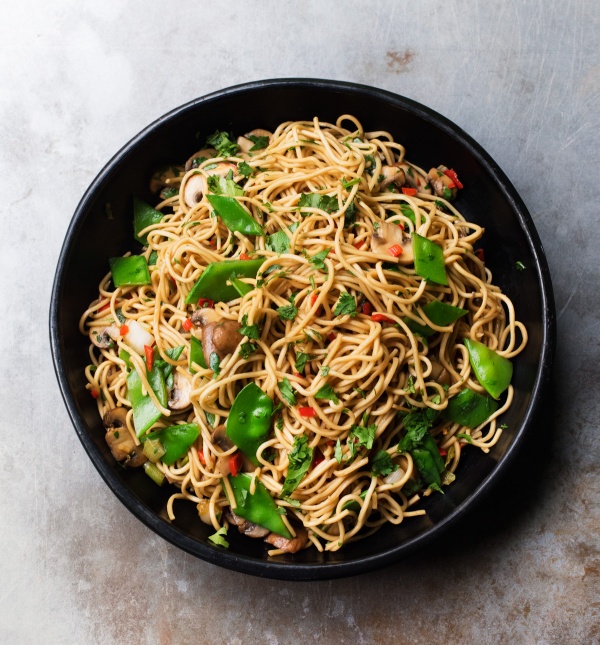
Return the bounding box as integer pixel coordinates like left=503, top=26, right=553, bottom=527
left=421, top=433, right=445, bottom=475
left=109, top=255, right=151, bottom=287
left=442, top=388, right=499, bottom=428
left=127, top=363, right=167, bottom=437
left=142, top=423, right=200, bottom=466
left=207, top=195, right=265, bottom=236
left=185, top=258, right=264, bottom=304
left=464, top=338, right=513, bottom=399
left=227, top=473, right=292, bottom=537
left=226, top=383, right=273, bottom=466
left=422, top=300, right=467, bottom=326
left=411, top=448, right=442, bottom=488
left=133, top=197, right=163, bottom=244
left=189, top=335, right=207, bottom=373
left=412, top=233, right=448, bottom=285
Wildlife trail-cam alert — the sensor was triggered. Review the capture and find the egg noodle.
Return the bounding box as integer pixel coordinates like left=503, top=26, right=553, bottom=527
left=81, top=115, right=527, bottom=554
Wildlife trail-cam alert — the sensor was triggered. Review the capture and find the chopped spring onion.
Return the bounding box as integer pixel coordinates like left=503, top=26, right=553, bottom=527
left=143, top=462, right=165, bottom=486
left=142, top=437, right=166, bottom=463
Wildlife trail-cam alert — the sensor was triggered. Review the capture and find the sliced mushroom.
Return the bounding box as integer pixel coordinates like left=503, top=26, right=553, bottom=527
left=191, top=307, right=220, bottom=327
left=428, top=166, right=457, bottom=200
left=210, top=425, right=234, bottom=451
left=91, top=325, right=120, bottom=349
left=380, top=165, right=406, bottom=189
left=264, top=525, right=308, bottom=553
left=205, top=321, right=244, bottom=361
left=225, top=509, right=271, bottom=538
left=237, top=129, right=272, bottom=154
left=397, top=163, right=433, bottom=194
left=196, top=499, right=213, bottom=525
left=429, top=360, right=452, bottom=386
left=183, top=174, right=207, bottom=208
left=168, top=371, right=192, bottom=410
left=103, top=408, right=146, bottom=467
left=184, top=148, right=217, bottom=172
left=371, top=221, right=414, bottom=263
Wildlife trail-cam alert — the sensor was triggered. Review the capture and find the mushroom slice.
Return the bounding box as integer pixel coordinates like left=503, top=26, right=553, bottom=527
left=191, top=307, right=220, bottom=328
left=264, top=525, right=308, bottom=553
left=183, top=174, right=207, bottom=208
left=196, top=499, right=213, bottom=525
left=184, top=148, right=217, bottom=172
left=210, top=425, right=234, bottom=452
left=371, top=221, right=414, bottom=263
left=103, top=408, right=146, bottom=467
left=203, top=320, right=244, bottom=362
left=91, top=325, right=120, bottom=349
left=429, top=360, right=452, bottom=386
left=237, top=129, right=272, bottom=154
left=168, top=371, right=192, bottom=410
left=380, top=165, right=406, bottom=189
left=428, top=166, right=457, bottom=200
left=397, top=163, right=432, bottom=194
left=225, top=510, right=271, bottom=538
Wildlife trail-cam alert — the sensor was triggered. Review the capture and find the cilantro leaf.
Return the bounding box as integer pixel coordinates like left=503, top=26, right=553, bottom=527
left=209, top=352, right=221, bottom=376
left=370, top=450, right=398, bottom=477
left=315, top=384, right=339, bottom=404
left=341, top=176, right=360, bottom=190
left=247, top=134, right=269, bottom=151
left=239, top=314, right=260, bottom=340
left=308, top=248, right=330, bottom=271
left=515, top=261, right=526, bottom=271
left=277, top=293, right=298, bottom=321
left=266, top=222, right=299, bottom=254
left=298, top=193, right=338, bottom=214
left=238, top=161, right=253, bottom=177
left=399, top=407, right=439, bottom=451
left=334, top=438, right=344, bottom=463
left=239, top=342, right=258, bottom=359
left=205, top=412, right=216, bottom=427
left=208, top=526, right=229, bottom=548
left=207, top=175, right=244, bottom=197
left=400, top=204, right=416, bottom=225
left=205, top=130, right=239, bottom=158
left=349, top=422, right=376, bottom=454
left=278, top=377, right=297, bottom=406
left=281, top=435, right=313, bottom=497
left=334, top=292, right=357, bottom=317
left=344, top=201, right=357, bottom=228
left=160, top=187, right=179, bottom=199
left=295, top=352, right=316, bottom=374
left=320, top=366, right=330, bottom=377
left=353, top=387, right=366, bottom=399
left=457, top=433, right=473, bottom=444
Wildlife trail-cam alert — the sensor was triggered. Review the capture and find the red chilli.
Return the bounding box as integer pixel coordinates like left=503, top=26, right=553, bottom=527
left=119, top=324, right=129, bottom=336
left=144, top=345, right=154, bottom=372
left=372, top=313, right=394, bottom=324
left=197, top=298, right=215, bottom=308
left=387, top=244, right=403, bottom=257
left=444, top=168, right=463, bottom=189
left=197, top=450, right=206, bottom=465
left=182, top=318, right=193, bottom=332
left=475, top=249, right=485, bottom=262
left=401, top=187, right=417, bottom=196
left=361, top=301, right=373, bottom=316
left=312, top=448, right=324, bottom=467
left=90, top=389, right=99, bottom=399
left=299, top=407, right=316, bottom=417
left=240, top=253, right=251, bottom=260
left=229, top=452, right=243, bottom=476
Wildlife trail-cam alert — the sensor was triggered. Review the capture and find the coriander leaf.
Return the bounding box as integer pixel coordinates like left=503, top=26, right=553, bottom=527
left=208, top=526, right=229, bottom=548
left=205, top=130, right=239, bottom=157
left=238, top=161, right=253, bottom=177
left=399, top=407, right=439, bottom=451
left=160, top=187, right=179, bottom=199
left=370, top=450, right=398, bottom=477
left=303, top=328, right=322, bottom=342
left=281, top=434, right=313, bottom=497
left=320, top=366, right=330, bottom=377
left=209, top=352, right=221, bottom=376
left=247, top=134, right=269, bottom=151
left=364, top=154, right=376, bottom=175
left=334, top=438, right=344, bottom=463
left=207, top=175, right=243, bottom=197
left=148, top=250, right=158, bottom=266
left=205, top=412, right=216, bottom=427
left=344, top=201, right=357, bottom=228
left=457, top=433, right=473, bottom=444
left=315, top=384, right=339, bottom=404
left=239, top=341, right=258, bottom=359
left=279, top=377, right=297, bottom=406
left=295, top=352, right=316, bottom=374
left=275, top=417, right=283, bottom=430
left=309, top=275, right=316, bottom=291
left=239, top=314, right=260, bottom=340
left=407, top=375, right=416, bottom=394
left=349, top=422, right=376, bottom=452
left=298, top=193, right=338, bottom=214
left=277, top=293, right=298, bottom=321
left=341, top=176, right=360, bottom=189
left=266, top=222, right=299, bottom=254
left=353, top=387, right=366, bottom=399
left=334, top=292, right=357, bottom=317
left=309, top=248, right=331, bottom=271
left=400, top=204, right=416, bottom=225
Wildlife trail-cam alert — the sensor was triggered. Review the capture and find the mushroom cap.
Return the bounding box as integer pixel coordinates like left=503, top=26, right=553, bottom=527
left=371, top=221, right=414, bottom=264
left=184, top=148, right=217, bottom=172
left=237, top=129, right=272, bottom=154
left=191, top=307, right=220, bottom=327
left=168, top=371, right=192, bottom=410
left=225, top=509, right=270, bottom=538
left=264, top=525, right=309, bottom=553
left=380, top=165, right=406, bottom=189
left=428, top=167, right=457, bottom=199
left=429, top=360, right=452, bottom=386
left=183, top=174, right=207, bottom=208
left=202, top=320, right=243, bottom=362
left=103, top=407, right=128, bottom=429
left=91, top=325, right=120, bottom=349
left=210, top=425, right=234, bottom=452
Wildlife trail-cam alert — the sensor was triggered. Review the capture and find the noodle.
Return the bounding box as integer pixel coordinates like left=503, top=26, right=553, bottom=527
left=81, top=115, right=527, bottom=553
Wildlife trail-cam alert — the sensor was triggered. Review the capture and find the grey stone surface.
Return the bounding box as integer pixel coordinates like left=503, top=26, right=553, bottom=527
left=1, top=1, right=599, bottom=643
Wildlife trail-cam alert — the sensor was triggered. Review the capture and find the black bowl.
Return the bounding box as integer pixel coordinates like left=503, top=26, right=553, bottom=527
left=50, top=79, right=555, bottom=580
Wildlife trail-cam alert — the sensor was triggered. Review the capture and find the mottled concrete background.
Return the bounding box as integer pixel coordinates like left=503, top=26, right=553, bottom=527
left=1, top=1, right=598, bottom=643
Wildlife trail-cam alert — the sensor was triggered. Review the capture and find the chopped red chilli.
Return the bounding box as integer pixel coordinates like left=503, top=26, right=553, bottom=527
left=144, top=345, right=154, bottom=372
left=443, top=168, right=463, bottom=189
left=388, top=244, right=403, bottom=257
left=401, top=187, right=417, bottom=196
left=299, top=407, right=316, bottom=417
left=182, top=318, right=193, bottom=332
left=372, top=313, right=394, bottom=323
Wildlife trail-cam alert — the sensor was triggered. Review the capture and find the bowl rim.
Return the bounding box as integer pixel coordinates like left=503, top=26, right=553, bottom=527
left=49, top=78, right=556, bottom=580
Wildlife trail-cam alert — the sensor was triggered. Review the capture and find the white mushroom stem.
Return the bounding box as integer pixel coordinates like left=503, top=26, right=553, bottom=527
left=370, top=221, right=414, bottom=264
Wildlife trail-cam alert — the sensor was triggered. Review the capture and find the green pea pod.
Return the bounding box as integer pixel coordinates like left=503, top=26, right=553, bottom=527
left=133, top=197, right=163, bottom=244
left=142, top=423, right=199, bottom=465
left=185, top=258, right=265, bottom=304
left=412, top=233, right=448, bottom=285
left=227, top=473, right=292, bottom=538
left=402, top=317, right=436, bottom=337
left=127, top=365, right=167, bottom=437
left=411, top=448, right=442, bottom=488
left=189, top=335, right=207, bottom=373
left=421, top=433, right=445, bottom=474
left=464, top=338, right=513, bottom=399
left=421, top=300, right=467, bottom=326
left=226, top=383, right=273, bottom=466
left=229, top=273, right=254, bottom=297
left=207, top=194, right=265, bottom=236
left=109, top=255, right=151, bottom=287
left=442, top=388, right=499, bottom=428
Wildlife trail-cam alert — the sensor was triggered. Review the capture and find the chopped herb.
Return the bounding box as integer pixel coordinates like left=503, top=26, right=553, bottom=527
left=406, top=166, right=414, bottom=177
left=283, top=497, right=301, bottom=507
left=308, top=248, right=331, bottom=271
left=407, top=375, right=416, bottom=394
left=353, top=387, right=366, bottom=399
left=191, top=156, right=208, bottom=168
left=298, top=193, right=338, bottom=214
left=400, top=204, right=416, bottom=224
left=275, top=417, right=284, bottom=430
left=457, top=433, right=473, bottom=444
left=334, top=438, right=344, bottom=463
left=239, top=314, right=260, bottom=340
left=160, top=187, right=179, bottom=199
left=205, top=412, right=216, bottom=427
left=209, top=352, right=221, bottom=376
left=277, top=293, right=298, bottom=321
left=500, top=423, right=508, bottom=429
left=247, top=134, right=269, bottom=151
left=281, top=434, right=313, bottom=497
left=270, top=402, right=284, bottom=418
left=205, top=130, right=239, bottom=157
left=309, top=275, right=316, bottom=291
left=278, top=377, right=297, bottom=406
left=208, top=526, right=229, bottom=548
left=344, top=201, right=357, bottom=228
left=303, top=328, right=323, bottom=342
left=399, top=407, right=439, bottom=452
left=295, top=352, right=316, bottom=374
left=442, top=187, right=453, bottom=200
left=371, top=450, right=398, bottom=477
left=341, top=176, right=360, bottom=189
left=315, top=384, right=339, bottom=404
left=320, top=366, right=330, bottom=377
left=239, top=341, right=258, bottom=359
left=266, top=222, right=299, bottom=254
left=207, top=174, right=244, bottom=197
left=238, top=161, right=253, bottom=177
left=275, top=507, right=287, bottom=515
left=148, top=250, right=158, bottom=266
left=515, top=261, right=526, bottom=271
left=364, top=154, right=376, bottom=175
left=264, top=202, right=274, bottom=212
left=334, top=292, right=357, bottom=317
left=348, top=421, right=376, bottom=456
